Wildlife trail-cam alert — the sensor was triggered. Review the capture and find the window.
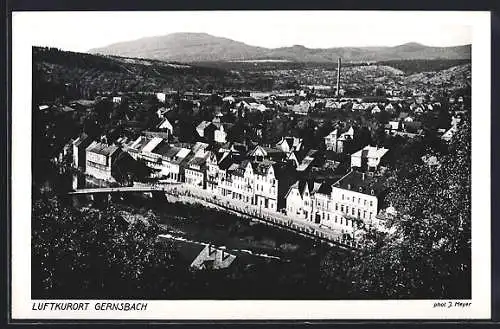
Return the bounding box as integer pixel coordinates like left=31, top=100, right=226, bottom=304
left=341, top=205, right=344, bottom=212
left=364, top=200, right=367, bottom=206
left=352, top=208, right=355, bottom=216
left=335, top=203, right=339, bottom=211
left=340, top=218, right=343, bottom=225
left=346, top=206, right=349, bottom=214
left=370, top=201, right=373, bottom=207
left=342, top=194, right=344, bottom=200
left=327, top=214, right=330, bottom=221
left=353, top=197, right=356, bottom=203
left=335, top=216, right=338, bottom=223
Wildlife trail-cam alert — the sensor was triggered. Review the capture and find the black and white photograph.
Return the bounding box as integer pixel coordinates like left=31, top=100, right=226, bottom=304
left=11, top=10, right=491, bottom=320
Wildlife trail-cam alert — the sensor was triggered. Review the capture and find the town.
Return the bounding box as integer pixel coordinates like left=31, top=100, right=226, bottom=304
left=32, top=43, right=471, bottom=300
left=48, top=59, right=467, bottom=246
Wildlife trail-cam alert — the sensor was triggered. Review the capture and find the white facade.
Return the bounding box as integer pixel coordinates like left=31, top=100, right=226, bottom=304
left=324, top=129, right=338, bottom=151
left=252, top=164, right=278, bottom=211
left=158, top=118, right=174, bottom=135
left=85, top=141, right=120, bottom=182
left=284, top=173, right=382, bottom=236
left=156, top=92, right=166, bottom=103
left=351, top=146, right=389, bottom=171
left=214, top=126, right=227, bottom=144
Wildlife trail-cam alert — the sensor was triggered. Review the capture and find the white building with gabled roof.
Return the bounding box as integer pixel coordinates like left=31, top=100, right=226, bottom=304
left=351, top=145, right=389, bottom=171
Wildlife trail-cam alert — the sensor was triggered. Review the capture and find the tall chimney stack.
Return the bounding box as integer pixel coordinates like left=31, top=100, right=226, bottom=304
left=336, top=57, right=342, bottom=98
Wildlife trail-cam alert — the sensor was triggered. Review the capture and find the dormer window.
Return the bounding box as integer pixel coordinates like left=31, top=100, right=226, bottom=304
left=347, top=184, right=351, bottom=190
left=370, top=189, right=375, bottom=195
left=359, top=187, right=363, bottom=192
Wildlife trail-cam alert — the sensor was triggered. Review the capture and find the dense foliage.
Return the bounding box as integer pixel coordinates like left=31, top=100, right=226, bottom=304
left=320, top=115, right=471, bottom=298
left=32, top=197, right=188, bottom=298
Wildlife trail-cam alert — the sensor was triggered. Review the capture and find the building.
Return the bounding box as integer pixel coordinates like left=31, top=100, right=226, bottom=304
left=184, top=142, right=210, bottom=188
left=384, top=121, right=400, bottom=134
left=285, top=180, right=321, bottom=220
left=276, top=137, right=303, bottom=153
left=72, top=133, right=92, bottom=169
left=196, top=121, right=216, bottom=141
left=285, top=170, right=384, bottom=236
left=211, top=118, right=232, bottom=144
left=205, top=150, right=227, bottom=193
left=324, top=129, right=338, bottom=151
left=190, top=245, right=236, bottom=270
left=85, top=141, right=122, bottom=181
left=248, top=145, right=286, bottom=162
left=296, top=149, right=319, bottom=172
left=325, top=127, right=354, bottom=153
left=351, top=146, right=389, bottom=172
left=157, top=118, right=174, bottom=136
left=329, top=171, right=383, bottom=229
left=151, top=143, right=191, bottom=182
left=156, top=92, right=166, bottom=103
left=185, top=155, right=208, bottom=188
left=156, top=107, right=171, bottom=119
left=290, top=101, right=311, bottom=115
left=371, top=105, right=382, bottom=114
left=441, top=125, right=459, bottom=142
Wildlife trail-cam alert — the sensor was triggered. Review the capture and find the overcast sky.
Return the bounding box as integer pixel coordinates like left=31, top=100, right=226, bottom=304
left=14, top=11, right=474, bottom=52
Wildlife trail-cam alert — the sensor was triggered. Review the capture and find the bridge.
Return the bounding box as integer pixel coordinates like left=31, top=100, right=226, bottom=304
left=68, top=184, right=180, bottom=195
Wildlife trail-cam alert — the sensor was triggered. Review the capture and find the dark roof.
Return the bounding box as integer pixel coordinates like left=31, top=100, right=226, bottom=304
left=218, top=155, right=236, bottom=170
left=251, top=160, right=275, bottom=176
left=189, top=156, right=207, bottom=167
left=404, top=121, right=423, bottom=133
left=333, top=170, right=384, bottom=195
left=73, top=133, right=90, bottom=147
left=152, top=142, right=173, bottom=157
left=87, top=142, right=120, bottom=157
left=317, top=183, right=332, bottom=195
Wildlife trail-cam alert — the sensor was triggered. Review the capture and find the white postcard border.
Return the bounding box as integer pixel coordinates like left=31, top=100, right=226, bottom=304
left=11, top=10, right=492, bottom=320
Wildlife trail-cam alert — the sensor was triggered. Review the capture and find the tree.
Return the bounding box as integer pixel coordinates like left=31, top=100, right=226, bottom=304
left=320, top=115, right=471, bottom=299
left=32, top=196, right=185, bottom=299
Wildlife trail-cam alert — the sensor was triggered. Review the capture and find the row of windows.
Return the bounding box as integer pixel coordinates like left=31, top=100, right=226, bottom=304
left=187, top=171, right=203, bottom=178
left=314, top=199, right=374, bottom=212
left=86, top=160, right=110, bottom=171
left=340, top=195, right=374, bottom=207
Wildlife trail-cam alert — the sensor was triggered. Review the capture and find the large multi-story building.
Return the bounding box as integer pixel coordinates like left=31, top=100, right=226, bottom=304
left=85, top=141, right=122, bottom=181
left=285, top=170, right=384, bottom=236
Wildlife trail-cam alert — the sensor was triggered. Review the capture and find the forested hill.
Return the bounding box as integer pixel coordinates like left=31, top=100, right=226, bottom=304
left=89, top=32, right=471, bottom=63
left=33, top=47, right=240, bottom=100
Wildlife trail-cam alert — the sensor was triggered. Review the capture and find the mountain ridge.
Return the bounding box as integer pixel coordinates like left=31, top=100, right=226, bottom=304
left=89, top=32, right=471, bottom=63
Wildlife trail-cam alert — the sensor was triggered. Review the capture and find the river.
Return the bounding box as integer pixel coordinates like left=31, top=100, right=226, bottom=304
left=33, top=162, right=348, bottom=299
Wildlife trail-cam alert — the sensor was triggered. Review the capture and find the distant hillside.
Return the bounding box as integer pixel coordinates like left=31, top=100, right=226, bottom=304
left=89, top=33, right=471, bottom=63
left=33, top=46, right=240, bottom=101
left=404, top=64, right=471, bottom=90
